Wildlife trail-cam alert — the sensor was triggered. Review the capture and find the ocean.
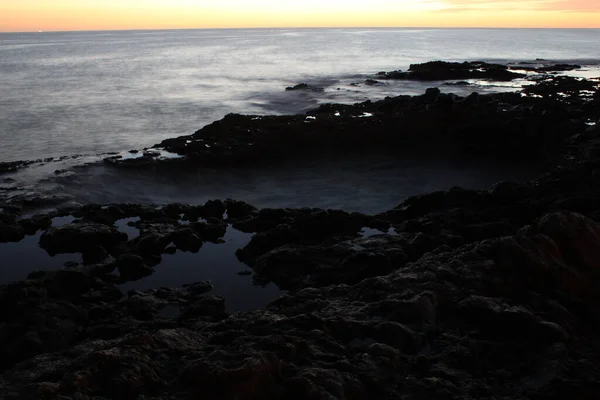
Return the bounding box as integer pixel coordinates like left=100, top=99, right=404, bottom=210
left=1, top=28, right=599, bottom=162
left=0, top=28, right=598, bottom=212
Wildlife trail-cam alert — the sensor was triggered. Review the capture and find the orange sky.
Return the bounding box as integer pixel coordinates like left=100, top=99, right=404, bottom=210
left=1, top=0, right=599, bottom=32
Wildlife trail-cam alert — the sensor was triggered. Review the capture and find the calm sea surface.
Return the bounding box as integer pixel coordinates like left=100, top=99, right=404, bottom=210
left=1, top=28, right=599, bottom=163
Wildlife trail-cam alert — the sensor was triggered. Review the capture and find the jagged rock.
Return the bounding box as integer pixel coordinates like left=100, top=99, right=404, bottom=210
left=225, top=199, right=259, bottom=220
left=191, top=220, right=227, bottom=243
left=171, top=227, right=203, bottom=252
left=183, top=281, right=214, bottom=295
left=39, top=222, right=127, bottom=255
left=117, top=254, right=153, bottom=281
left=285, top=83, right=324, bottom=92
left=82, top=245, right=109, bottom=265
left=0, top=223, right=25, bottom=243
left=378, top=61, right=525, bottom=81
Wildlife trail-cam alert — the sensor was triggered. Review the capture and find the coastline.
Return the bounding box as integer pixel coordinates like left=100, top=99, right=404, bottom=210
left=1, top=61, right=600, bottom=398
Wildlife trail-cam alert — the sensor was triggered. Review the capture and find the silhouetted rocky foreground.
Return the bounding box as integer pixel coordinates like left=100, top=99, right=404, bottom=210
left=1, top=64, right=600, bottom=399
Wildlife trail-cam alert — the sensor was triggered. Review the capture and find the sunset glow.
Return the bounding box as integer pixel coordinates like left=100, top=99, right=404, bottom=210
left=1, top=0, right=599, bottom=32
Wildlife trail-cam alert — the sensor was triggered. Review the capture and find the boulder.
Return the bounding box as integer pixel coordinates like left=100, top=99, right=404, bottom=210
left=0, top=223, right=25, bottom=243
left=171, top=228, right=203, bottom=252
left=82, top=245, right=109, bottom=265
left=117, top=254, right=153, bottom=281
left=192, top=220, right=227, bottom=243
left=225, top=199, right=258, bottom=220
left=39, top=222, right=127, bottom=255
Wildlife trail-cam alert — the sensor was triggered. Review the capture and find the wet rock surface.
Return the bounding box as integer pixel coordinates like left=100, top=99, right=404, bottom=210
left=0, top=160, right=36, bottom=175
left=285, top=83, right=325, bottom=92
left=377, top=61, right=526, bottom=81
left=1, top=67, right=600, bottom=398
left=97, top=70, right=600, bottom=172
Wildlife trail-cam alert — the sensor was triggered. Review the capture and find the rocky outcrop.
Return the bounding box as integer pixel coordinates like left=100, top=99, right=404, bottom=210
left=377, top=61, right=525, bottom=81
left=97, top=73, right=599, bottom=172
left=39, top=222, right=128, bottom=255
left=0, top=160, right=35, bottom=175
left=285, top=83, right=324, bottom=92
left=2, top=208, right=600, bottom=398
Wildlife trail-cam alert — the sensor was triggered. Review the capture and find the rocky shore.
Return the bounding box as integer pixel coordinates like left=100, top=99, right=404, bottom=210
left=1, top=61, right=600, bottom=399
left=97, top=61, right=598, bottom=172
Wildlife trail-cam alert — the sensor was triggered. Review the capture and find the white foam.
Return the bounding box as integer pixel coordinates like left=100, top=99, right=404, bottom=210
left=156, top=150, right=184, bottom=160
left=119, top=151, right=144, bottom=160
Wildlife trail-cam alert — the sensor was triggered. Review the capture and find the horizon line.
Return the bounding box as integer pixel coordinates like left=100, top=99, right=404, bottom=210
left=2, top=26, right=600, bottom=34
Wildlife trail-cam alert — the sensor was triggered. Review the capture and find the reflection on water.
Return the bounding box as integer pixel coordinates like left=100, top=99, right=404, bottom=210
left=0, top=216, right=81, bottom=285
left=0, top=216, right=284, bottom=312
left=120, top=226, right=284, bottom=312
left=60, top=155, right=542, bottom=215
left=115, top=217, right=141, bottom=239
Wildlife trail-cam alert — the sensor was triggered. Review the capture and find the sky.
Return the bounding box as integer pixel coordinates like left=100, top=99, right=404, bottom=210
left=0, top=0, right=599, bottom=32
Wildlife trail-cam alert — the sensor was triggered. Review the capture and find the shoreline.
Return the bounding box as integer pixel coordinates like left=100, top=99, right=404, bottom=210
left=1, top=61, right=600, bottom=398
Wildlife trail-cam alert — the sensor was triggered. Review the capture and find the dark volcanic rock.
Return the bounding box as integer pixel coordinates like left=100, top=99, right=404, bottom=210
left=39, top=222, right=128, bottom=255
left=250, top=235, right=408, bottom=290
left=82, top=245, right=109, bottom=265
left=378, top=61, right=525, bottom=81
left=235, top=208, right=380, bottom=263
left=144, top=75, right=598, bottom=173
left=117, top=254, right=153, bottom=281
left=200, top=199, right=226, bottom=220
left=0, top=160, right=36, bottom=175
left=183, top=281, right=214, bottom=295
left=0, top=223, right=25, bottom=243
left=4, top=207, right=600, bottom=398
left=364, top=79, right=385, bottom=86
left=171, top=227, right=203, bottom=252
left=285, top=83, right=324, bottom=92
left=192, top=220, right=227, bottom=243
left=224, top=199, right=258, bottom=220
left=523, top=75, right=600, bottom=101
